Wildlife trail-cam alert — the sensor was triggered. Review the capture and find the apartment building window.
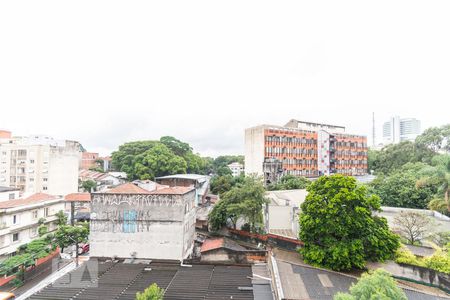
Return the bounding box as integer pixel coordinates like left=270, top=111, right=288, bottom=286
left=33, top=210, right=38, bottom=219
left=30, top=159, right=35, bottom=164
left=43, top=178, right=48, bottom=182
left=9, top=193, right=15, bottom=200
left=43, top=186, right=48, bottom=191
left=44, top=207, right=49, bottom=217
left=13, top=215, right=18, bottom=225
left=12, top=233, right=19, bottom=242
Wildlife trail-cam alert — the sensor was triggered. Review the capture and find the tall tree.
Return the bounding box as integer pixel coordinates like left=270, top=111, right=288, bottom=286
left=300, top=175, right=399, bottom=271
left=393, top=211, right=433, bottom=244
left=416, top=124, right=450, bottom=152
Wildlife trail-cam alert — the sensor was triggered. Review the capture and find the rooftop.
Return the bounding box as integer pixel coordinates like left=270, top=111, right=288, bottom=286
left=0, top=193, right=60, bottom=209
left=148, top=186, right=194, bottom=195
left=156, top=174, right=209, bottom=182
left=102, top=183, right=152, bottom=194
left=65, top=193, right=91, bottom=202
left=29, top=260, right=255, bottom=300
left=266, top=189, right=308, bottom=207
left=0, top=186, right=19, bottom=193
left=200, top=237, right=247, bottom=253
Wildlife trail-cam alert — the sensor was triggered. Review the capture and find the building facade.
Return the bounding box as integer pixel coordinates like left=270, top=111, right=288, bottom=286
left=227, top=162, right=244, bottom=177
left=80, top=152, right=99, bottom=170
left=89, top=183, right=196, bottom=260
left=0, top=193, right=65, bottom=261
left=245, top=120, right=368, bottom=184
left=155, top=174, right=210, bottom=206
left=0, top=133, right=82, bottom=196
left=0, top=186, right=20, bottom=202
left=383, top=116, right=421, bottom=144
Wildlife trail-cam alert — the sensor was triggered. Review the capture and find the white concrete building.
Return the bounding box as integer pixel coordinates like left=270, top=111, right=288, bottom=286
left=89, top=183, right=196, bottom=260
left=383, top=116, right=421, bottom=145
left=227, top=162, right=244, bottom=177
left=0, top=193, right=65, bottom=261
left=0, top=186, right=20, bottom=202
left=0, top=133, right=82, bottom=196
left=264, top=189, right=308, bottom=239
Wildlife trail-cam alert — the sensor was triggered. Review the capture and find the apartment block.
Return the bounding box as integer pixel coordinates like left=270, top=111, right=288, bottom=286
left=0, top=193, right=65, bottom=260
left=383, top=116, right=421, bottom=144
left=245, top=119, right=368, bottom=184
left=0, top=133, right=82, bottom=196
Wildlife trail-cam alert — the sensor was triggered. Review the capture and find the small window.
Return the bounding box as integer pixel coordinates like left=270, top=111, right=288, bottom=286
left=43, top=186, right=48, bottom=191
left=12, top=233, right=19, bottom=242
left=13, top=215, right=17, bottom=224
left=33, top=210, right=38, bottom=219
left=43, top=178, right=48, bottom=182
left=9, top=193, right=15, bottom=200
left=44, top=208, right=49, bottom=217
left=30, top=159, right=35, bottom=164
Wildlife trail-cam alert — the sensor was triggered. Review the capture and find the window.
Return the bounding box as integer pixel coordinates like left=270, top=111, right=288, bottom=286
left=13, top=215, right=17, bottom=225
left=123, top=210, right=137, bottom=233
left=43, top=178, right=48, bottom=182
left=12, top=233, right=19, bottom=242
left=33, top=210, right=38, bottom=219
left=30, top=227, right=38, bottom=238
left=44, top=207, right=49, bottom=217
left=9, top=193, right=15, bottom=200
left=43, top=186, right=48, bottom=191
left=30, top=159, right=35, bottom=164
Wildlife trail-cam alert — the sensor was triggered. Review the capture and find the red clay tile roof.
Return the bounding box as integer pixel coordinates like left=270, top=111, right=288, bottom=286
left=0, top=193, right=60, bottom=209
left=201, top=238, right=224, bottom=253
left=149, top=186, right=195, bottom=195
left=104, top=183, right=152, bottom=194
left=65, top=193, right=91, bottom=202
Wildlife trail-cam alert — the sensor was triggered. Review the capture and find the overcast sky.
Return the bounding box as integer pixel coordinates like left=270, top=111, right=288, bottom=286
left=1, top=1, right=449, bottom=157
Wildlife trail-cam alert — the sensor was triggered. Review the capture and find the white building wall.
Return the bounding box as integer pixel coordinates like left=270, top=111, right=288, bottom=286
left=0, top=199, right=65, bottom=259
left=245, top=126, right=265, bottom=176
left=0, top=190, right=20, bottom=202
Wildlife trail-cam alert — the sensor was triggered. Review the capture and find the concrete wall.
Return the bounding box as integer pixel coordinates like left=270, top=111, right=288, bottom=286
left=268, top=206, right=292, bottom=230
left=201, top=249, right=267, bottom=264
left=48, top=146, right=80, bottom=196
left=0, top=191, right=20, bottom=202
left=89, top=191, right=196, bottom=260
left=245, top=126, right=265, bottom=176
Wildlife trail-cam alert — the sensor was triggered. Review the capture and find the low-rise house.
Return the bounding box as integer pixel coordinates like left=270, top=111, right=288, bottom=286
left=89, top=182, right=196, bottom=260
left=200, top=237, right=267, bottom=264
left=155, top=174, right=210, bottom=206
left=0, top=187, right=20, bottom=201
left=78, top=170, right=127, bottom=191
left=0, top=193, right=65, bottom=261
left=264, top=189, right=308, bottom=239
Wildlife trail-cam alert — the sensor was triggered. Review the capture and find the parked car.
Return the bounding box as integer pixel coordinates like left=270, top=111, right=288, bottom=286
left=78, top=244, right=89, bottom=254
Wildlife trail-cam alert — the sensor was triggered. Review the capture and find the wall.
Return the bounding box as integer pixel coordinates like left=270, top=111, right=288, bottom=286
left=244, top=126, right=265, bottom=176
left=48, top=145, right=80, bottom=196
left=267, top=206, right=292, bottom=230
left=0, top=191, right=20, bottom=202
left=393, top=263, right=450, bottom=292
left=201, top=249, right=267, bottom=264
left=90, top=191, right=196, bottom=260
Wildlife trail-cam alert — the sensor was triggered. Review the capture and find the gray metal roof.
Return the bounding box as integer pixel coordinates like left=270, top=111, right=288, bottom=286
left=0, top=186, right=19, bottom=192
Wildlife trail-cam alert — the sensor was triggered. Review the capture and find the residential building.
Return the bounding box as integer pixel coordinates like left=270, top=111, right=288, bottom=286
left=80, top=152, right=99, bottom=170
left=155, top=174, right=210, bottom=206
left=245, top=119, right=368, bottom=184
left=382, top=116, right=421, bottom=144
left=264, top=189, right=308, bottom=239
left=0, top=193, right=65, bottom=261
left=78, top=169, right=127, bottom=192
left=0, top=186, right=20, bottom=201
left=89, top=183, right=196, bottom=260
left=228, top=162, right=244, bottom=177
left=0, top=133, right=82, bottom=196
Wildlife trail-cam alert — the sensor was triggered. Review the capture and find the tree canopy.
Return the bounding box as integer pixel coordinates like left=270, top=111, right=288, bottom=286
left=208, top=176, right=267, bottom=232
left=299, top=175, right=399, bottom=271
left=334, top=269, right=407, bottom=300
left=267, top=175, right=311, bottom=191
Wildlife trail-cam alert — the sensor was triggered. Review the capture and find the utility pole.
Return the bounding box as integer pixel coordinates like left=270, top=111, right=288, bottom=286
left=372, top=112, right=376, bottom=148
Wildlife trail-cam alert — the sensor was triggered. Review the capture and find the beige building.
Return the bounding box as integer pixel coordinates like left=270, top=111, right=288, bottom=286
left=0, top=133, right=82, bottom=196
left=0, top=193, right=66, bottom=260
left=90, top=183, right=196, bottom=260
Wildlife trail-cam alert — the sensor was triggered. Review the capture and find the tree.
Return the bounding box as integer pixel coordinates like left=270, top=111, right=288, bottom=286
left=137, top=143, right=187, bottom=179
left=208, top=176, right=267, bottom=232
left=393, top=212, right=433, bottom=244
left=136, top=283, right=164, bottom=300
left=212, top=155, right=244, bottom=175
left=217, top=165, right=233, bottom=177
left=334, top=269, right=407, bottom=300
left=56, top=210, right=68, bottom=226
left=416, top=124, right=450, bottom=152
left=82, top=179, right=97, bottom=192
left=267, top=175, right=310, bottom=191
left=210, top=175, right=234, bottom=196
left=299, top=175, right=399, bottom=271
left=54, top=225, right=89, bottom=253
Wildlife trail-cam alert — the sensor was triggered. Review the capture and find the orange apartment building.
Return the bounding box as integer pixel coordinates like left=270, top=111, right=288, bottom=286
left=245, top=119, right=368, bottom=184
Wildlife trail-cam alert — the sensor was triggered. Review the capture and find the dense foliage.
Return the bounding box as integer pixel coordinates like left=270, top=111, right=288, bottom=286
left=135, top=283, right=164, bottom=300
left=267, top=175, right=311, bottom=191
left=299, top=175, right=399, bottom=271
left=54, top=224, right=89, bottom=253
left=334, top=269, right=407, bottom=300
left=111, top=137, right=243, bottom=180
left=210, top=174, right=245, bottom=196
left=208, top=176, right=268, bottom=232
left=396, top=246, right=450, bottom=274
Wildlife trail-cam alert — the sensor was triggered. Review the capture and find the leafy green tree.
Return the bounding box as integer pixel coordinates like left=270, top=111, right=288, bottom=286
left=82, top=179, right=97, bottom=192
left=54, top=225, right=89, bottom=253
left=56, top=210, right=68, bottom=226
left=300, top=175, right=400, bottom=271
left=136, top=143, right=187, bottom=179
left=160, top=136, right=191, bottom=157
left=267, top=175, right=310, bottom=190
left=136, top=283, right=164, bottom=300
left=209, top=176, right=267, bottom=232
left=419, top=154, right=450, bottom=211
left=212, top=155, right=244, bottom=174
left=217, top=166, right=233, bottom=177
left=111, top=141, right=159, bottom=174
left=334, top=269, right=407, bottom=300
left=370, top=141, right=436, bottom=175
left=38, top=224, right=48, bottom=237
left=416, top=124, right=450, bottom=152
left=210, top=175, right=234, bottom=196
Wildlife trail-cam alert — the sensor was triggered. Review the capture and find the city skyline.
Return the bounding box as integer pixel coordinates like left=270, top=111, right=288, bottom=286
left=1, top=1, right=449, bottom=157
